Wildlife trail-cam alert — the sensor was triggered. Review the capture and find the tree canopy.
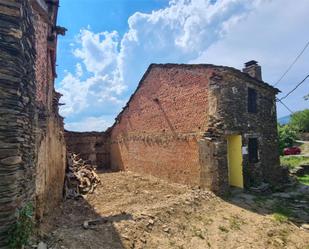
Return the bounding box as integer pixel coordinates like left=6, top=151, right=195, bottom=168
left=290, top=109, right=309, bottom=132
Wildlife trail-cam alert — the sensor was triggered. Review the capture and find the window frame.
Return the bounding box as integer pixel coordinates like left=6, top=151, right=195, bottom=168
left=248, top=87, right=257, bottom=113
left=248, top=138, right=259, bottom=163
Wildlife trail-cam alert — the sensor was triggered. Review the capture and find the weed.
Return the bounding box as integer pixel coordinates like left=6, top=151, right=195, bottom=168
left=8, top=203, right=34, bottom=249
left=229, top=216, right=244, bottom=230
left=218, top=225, right=229, bottom=233
left=298, top=174, right=309, bottom=185
left=273, top=213, right=289, bottom=223
left=272, top=201, right=292, bottom=223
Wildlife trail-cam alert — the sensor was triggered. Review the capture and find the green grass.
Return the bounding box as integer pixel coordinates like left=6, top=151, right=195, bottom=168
left=280, top=155, right=309, bottom=169
left=229, top=215, right=245, bottom=230
left=273, top=213, right=289, bottom=223
left=272, top=202, right=292, bottom=223
left=298, top=174, right=309, bottom=185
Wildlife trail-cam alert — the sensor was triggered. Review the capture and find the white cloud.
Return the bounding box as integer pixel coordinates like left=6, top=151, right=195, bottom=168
left=75, top=63, right=83, bottom=77
left=191, top=0, right=309, bottom=116
left=57, top=0, right=309, bottom=131
left=73, top=30, right=120, bottom=75
left=65, top=116, right=113, bottom=132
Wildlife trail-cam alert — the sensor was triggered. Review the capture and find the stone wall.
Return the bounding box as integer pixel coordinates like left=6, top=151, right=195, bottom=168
left=0, top=0, right=66, bottom=247
left=0, top=1, right=37, bottom=247
left=65, top=131, right=110, bottom=169
left=204, top=66, right=281, bottom=191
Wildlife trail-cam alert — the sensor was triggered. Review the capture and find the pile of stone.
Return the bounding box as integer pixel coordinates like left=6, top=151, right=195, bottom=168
left=64, top=153, right=100, bottom=198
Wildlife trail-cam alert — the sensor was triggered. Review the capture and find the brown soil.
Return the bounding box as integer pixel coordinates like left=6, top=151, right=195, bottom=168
left=39, top=171, right=309, bottom=249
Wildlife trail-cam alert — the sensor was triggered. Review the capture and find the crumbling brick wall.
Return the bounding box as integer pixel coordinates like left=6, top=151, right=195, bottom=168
left=110, top=65, right=213, bottom=186
left=0, top=1, right=37, bottom=246
left=65, top=131, right=110, bottom=169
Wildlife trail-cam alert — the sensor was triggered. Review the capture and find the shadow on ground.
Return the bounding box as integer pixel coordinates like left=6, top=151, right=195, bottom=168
left=40, top=197, right=131, bottom=249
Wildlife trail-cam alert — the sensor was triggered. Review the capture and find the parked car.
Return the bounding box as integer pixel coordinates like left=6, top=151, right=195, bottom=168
left=283, top=146, right=301, bottom=155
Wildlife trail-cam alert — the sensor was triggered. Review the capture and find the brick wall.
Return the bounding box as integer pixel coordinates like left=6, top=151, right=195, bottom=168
left=34, top=13, right=48, bottom=105
left=65, top=131, right=110, bottom=169
left=110, top=64, right=281, bottom=192
left=110, top=65, right=214, bottom=186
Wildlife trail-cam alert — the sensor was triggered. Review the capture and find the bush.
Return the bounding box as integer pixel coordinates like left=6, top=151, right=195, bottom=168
left=290, top=109, right=309, bottom=132
left=8, top=203, right=34, bottom=249
left=278, top=125, right=298, bottom=155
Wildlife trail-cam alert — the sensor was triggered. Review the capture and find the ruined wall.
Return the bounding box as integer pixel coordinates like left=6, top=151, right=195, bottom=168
left=65, top=131, right=110, bottom=169
left=0, top=1, right=37, bottom=246
left=33, top=1, right=66, bottom=219
left=110, top=65, right=213, bottom=186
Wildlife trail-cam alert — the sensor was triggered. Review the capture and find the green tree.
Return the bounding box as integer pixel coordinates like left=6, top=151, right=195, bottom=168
left=278, top=124, right=298, bottom=155
left=290, top=109, right=309, bottom=132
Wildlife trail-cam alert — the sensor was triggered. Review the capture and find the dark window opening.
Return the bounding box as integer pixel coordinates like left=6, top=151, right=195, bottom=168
left=248, top=87, right=257, bottom=113
left=248, top=138, right=259, bottom=163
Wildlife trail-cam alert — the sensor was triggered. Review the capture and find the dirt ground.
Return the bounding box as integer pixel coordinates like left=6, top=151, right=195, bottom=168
left=38, top=171, right=309, bottom=249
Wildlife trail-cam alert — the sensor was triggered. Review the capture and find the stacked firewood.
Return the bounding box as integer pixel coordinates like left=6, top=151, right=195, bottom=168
left=64, top=153, right=100, bottom=199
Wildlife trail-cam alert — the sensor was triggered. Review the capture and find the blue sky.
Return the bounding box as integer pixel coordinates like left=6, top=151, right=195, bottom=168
left=56, top=0, right=309, bottom=131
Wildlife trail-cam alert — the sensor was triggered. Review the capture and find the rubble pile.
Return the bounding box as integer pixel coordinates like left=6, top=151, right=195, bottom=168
left=64, top=153, right=100, bottom=198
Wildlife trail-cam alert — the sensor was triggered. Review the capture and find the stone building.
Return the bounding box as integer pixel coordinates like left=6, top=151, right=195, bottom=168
left=66, top=61, right=283, bottom=194
left=108, top=62, right=281, bottom=193
left=0, top=0, right=65, bottom=247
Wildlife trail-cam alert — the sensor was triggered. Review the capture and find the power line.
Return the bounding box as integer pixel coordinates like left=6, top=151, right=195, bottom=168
left=273, top=40, right=309, bottom=86
left=279, top=74, right=309, bottom=101
left=276, top=98, right=294, bottom=114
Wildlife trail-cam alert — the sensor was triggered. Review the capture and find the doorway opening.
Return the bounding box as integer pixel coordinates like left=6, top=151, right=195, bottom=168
left=227, top=135, right=244, bottom=188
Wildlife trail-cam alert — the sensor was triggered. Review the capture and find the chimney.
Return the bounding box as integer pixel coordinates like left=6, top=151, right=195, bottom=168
left=242, top=60, right=262, bottom=81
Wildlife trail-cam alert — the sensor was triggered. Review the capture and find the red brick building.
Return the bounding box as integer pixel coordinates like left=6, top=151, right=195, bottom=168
left=106, top=62, right=282, bottom=193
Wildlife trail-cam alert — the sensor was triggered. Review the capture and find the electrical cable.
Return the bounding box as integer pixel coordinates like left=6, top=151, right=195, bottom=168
left=276, top=98, right=294, bottom=114
left=279, top=74, right=309, bottom=101
left=273, top=40, right=309, bottom=86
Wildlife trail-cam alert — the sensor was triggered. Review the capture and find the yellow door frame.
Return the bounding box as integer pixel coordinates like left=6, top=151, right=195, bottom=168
left=227, top=135, right=244, bottom=188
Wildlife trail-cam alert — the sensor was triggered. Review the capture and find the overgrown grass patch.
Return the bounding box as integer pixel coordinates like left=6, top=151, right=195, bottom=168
left=272, top=201, right=292, bottom=223
left=229, top=216, right=244, bottom=230
left=280, top=155, right=309, bottom=169
left=298, top=174, right=309, bottom=185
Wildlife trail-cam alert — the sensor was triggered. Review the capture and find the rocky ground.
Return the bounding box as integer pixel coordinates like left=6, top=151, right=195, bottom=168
left=36, top=171, right=309, bottom=249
